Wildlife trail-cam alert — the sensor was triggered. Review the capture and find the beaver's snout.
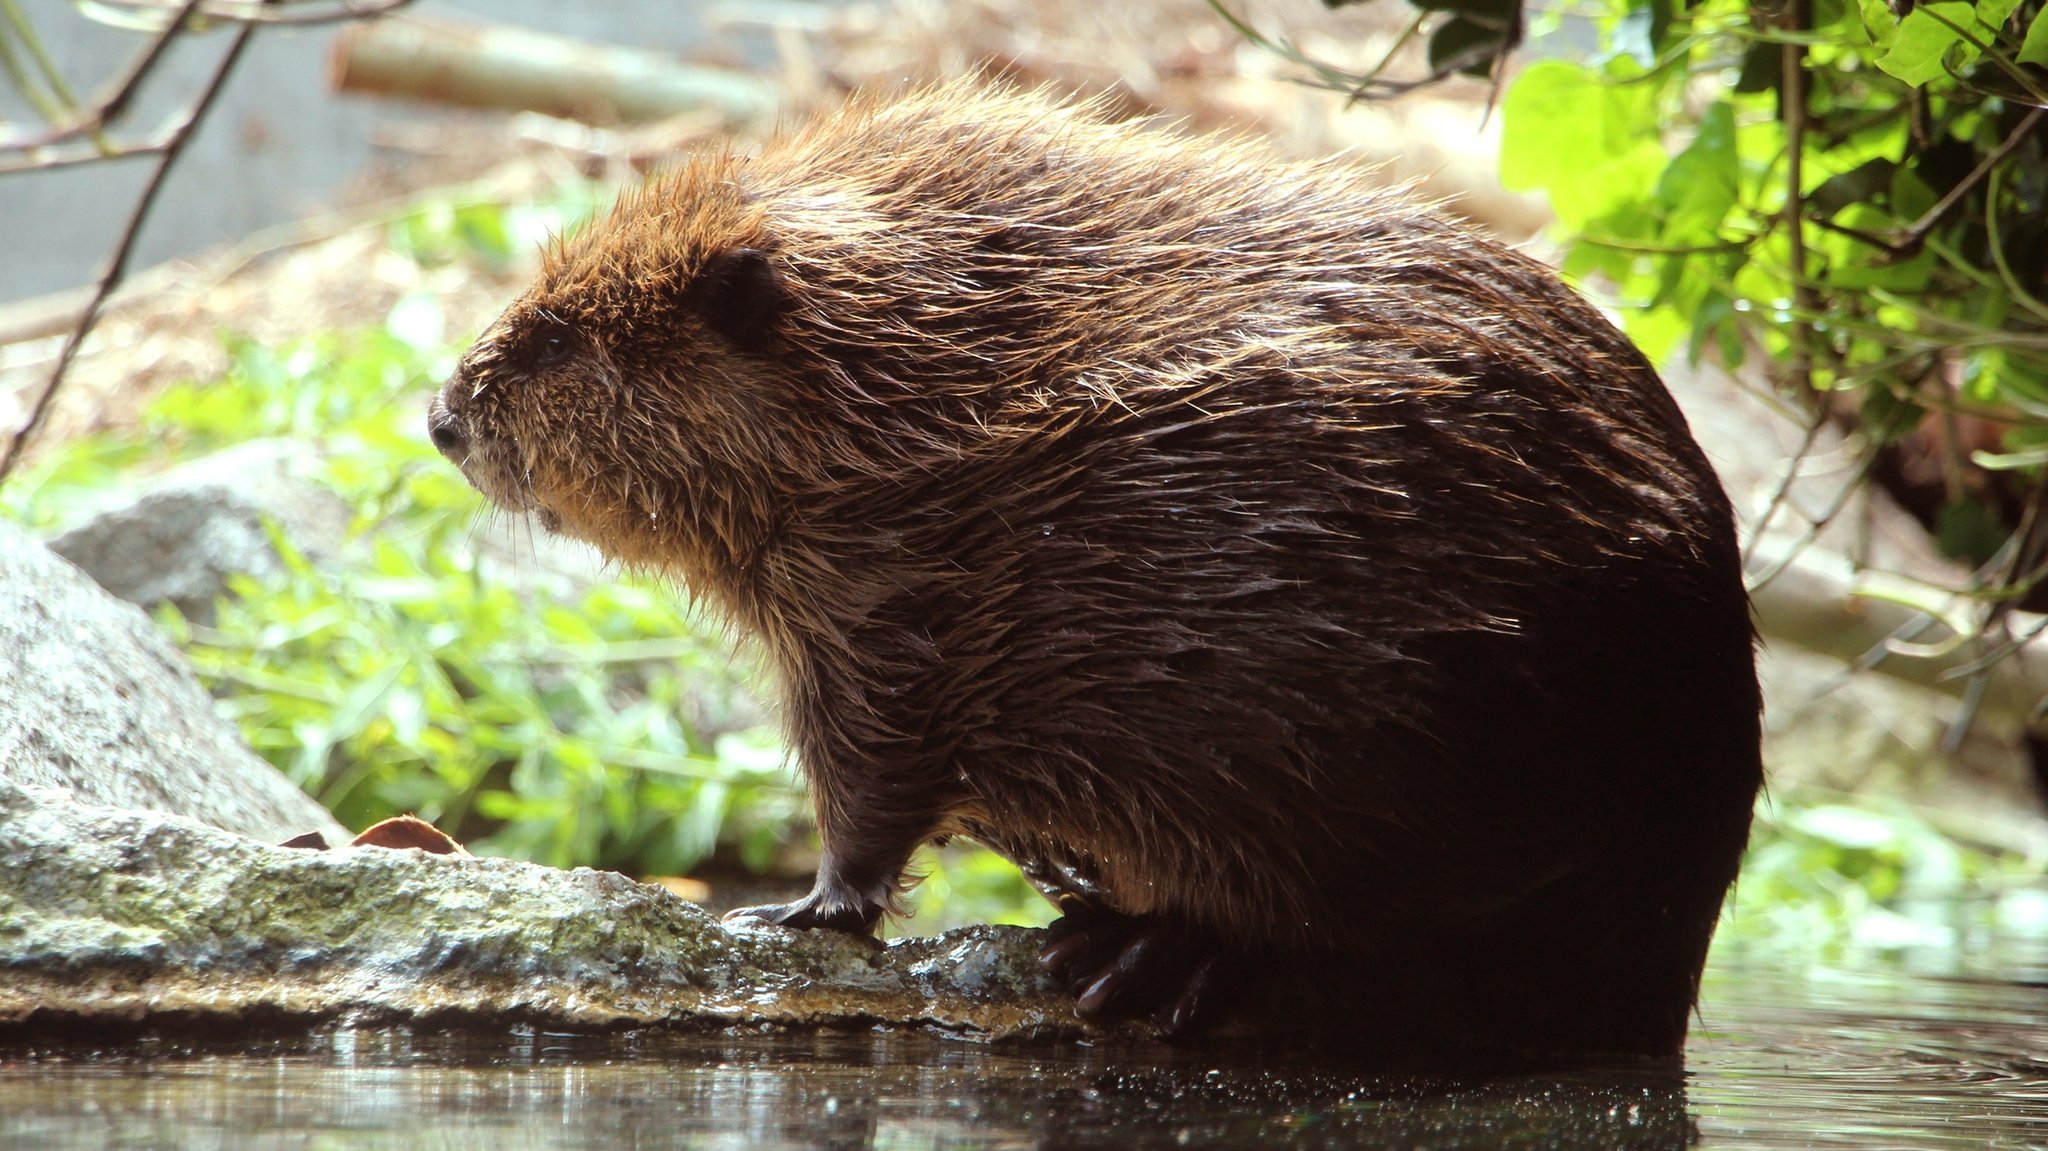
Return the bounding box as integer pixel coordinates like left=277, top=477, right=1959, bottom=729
left=427, top=391, right=468, bottom=463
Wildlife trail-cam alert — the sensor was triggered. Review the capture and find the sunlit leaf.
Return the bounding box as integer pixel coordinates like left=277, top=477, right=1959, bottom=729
left=2020, top=8, right=2048, bottom=63
left=1656, top=100, right=1739, bottom=244
left=1975, top=0, right=2021, bottom=28
left=1875, top=2, right=1985, bottom=84
left=1501, top=60, right=1667, bottom=228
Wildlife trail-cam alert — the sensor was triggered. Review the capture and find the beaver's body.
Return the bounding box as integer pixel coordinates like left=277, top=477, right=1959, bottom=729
left=429, top=82, right=1762, bottom=1061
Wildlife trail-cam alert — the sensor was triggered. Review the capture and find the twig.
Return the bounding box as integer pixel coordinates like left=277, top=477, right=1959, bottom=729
left=1577, top=235, right=1751, bottom=256
left=1941, top=655, right=1992, bottom=753
left=1945, top=608, right=2048, bottom=678
left=86, top=0, right=411, bottom=27
left=0, top=0, right=79, bottom=112
left=7, top=0, right=207, bottom=151
left=1914, top=5, right=2048, bottom=108
left=1889, top=106, right=2046, bottom=256
left=0, top=13, right=59, bottom=124
left=0, top=137, right=167, bottom=174
left=1739, top=399, right=1831, bottom=567
left=1803, top=212, right=1894, bottom=251
left=1743, top=440, right=1879, bottom=593
left=1345, top=12, right=1427, bottom=107
left=0, top=8, right=262, bottom=484
left=1779, top=0, right=1816, bottom=399
left=1985, top=165, right=2048, bottom=325
left=1204, top=0, right=1511, bottom=104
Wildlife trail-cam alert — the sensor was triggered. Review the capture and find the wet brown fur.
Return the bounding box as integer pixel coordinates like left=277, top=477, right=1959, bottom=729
left=432, top=81, right=1763, bottom=1061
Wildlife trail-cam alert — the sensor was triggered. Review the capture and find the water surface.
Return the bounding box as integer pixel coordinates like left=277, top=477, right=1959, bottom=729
left=5, top=940, right=2045, bottom=1149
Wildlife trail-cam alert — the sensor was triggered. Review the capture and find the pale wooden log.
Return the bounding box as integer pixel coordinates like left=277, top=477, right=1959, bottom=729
left=328, top=16, right=779, bottom=127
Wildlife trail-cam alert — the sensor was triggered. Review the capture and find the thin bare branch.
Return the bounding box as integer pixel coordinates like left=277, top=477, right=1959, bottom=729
left=0, top=10, right=261, bottom=483
left=84, top=0, right=411, bottom=27
left=0, top=0, right=83, bottom=114
left=1779, top=0, right=1816, bottom=399
left=1889, top=106, right=2046, bottom=256
left=0, top=137, right=166, bottom=174
left=6, top=0, right=208, bottom=152
left=1739, top=399, right=1832, bottom=568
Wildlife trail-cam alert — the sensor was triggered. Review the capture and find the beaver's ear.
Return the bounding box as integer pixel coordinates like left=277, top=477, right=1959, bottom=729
left=693, top=247, right=784, bottom=354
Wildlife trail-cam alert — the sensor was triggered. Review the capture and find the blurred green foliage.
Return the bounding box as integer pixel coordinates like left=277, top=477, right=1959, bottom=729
left=1298, top=0, right=2048, bottom=420
left=1727, top=785, right=2044, bottom=953
left=1495, top=0, right=2048, bottom=430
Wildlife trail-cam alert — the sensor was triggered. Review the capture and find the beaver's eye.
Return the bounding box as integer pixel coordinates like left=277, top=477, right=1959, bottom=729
left=534, top=333, right=570, bottom=366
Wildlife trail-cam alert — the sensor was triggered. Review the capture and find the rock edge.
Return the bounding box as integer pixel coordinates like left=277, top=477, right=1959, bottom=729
left=0, top=781, right=1086, bottom=1040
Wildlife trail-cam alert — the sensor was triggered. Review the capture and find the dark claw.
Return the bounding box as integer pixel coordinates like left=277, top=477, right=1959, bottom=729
left=1076, top=968, right=1121, bottom=1015
left=1037, top=930, right=1091, bottom=972
left=1156, top=954, right=1221, bottom=1037
left=1074, top=934, right=1157, bottom=1018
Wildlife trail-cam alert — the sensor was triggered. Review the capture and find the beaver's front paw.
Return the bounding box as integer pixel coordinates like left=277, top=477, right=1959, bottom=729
left=1038, top=904, right=1237, bottom=1037
left=724, top=889, right=882, bottom=935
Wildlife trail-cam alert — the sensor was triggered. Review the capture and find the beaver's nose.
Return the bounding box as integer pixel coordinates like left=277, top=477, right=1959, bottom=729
left=427, top=393, right=468, bottom=461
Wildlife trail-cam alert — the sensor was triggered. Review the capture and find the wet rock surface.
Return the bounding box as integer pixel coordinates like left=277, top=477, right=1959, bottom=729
left=0, top=780, right=1081, bottom=1039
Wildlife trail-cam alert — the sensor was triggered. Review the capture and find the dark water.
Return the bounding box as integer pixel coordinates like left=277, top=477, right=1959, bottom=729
left=5, top=945, right=2045, bottom=1150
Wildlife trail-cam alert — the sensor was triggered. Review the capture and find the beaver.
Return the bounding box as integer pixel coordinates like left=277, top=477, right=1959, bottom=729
left=427, top=80, right=1763, bottom=1061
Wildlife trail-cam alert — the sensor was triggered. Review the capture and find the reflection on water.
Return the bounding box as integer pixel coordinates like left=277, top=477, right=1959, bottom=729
left=1686, top=936, right=2048, bottom=1149
left=4, top=939, right=2044, bottom=1150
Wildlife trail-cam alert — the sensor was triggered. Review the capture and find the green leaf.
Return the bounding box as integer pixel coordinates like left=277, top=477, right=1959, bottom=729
left=1975, top=0, right=2020, bottom=30
left=1860, top=0, right=1901, bottom=48
left=1812, top=0, right=1851, bottom=28
left=1935, top=499, right=2010, bottom=563
left=2021, top=9, right=2048, bottom=64
left=1501, top=61, right=1668, bottom=228
left=1816, top=203, right=1935, bottom=291
left=1875, top=2, right=1984, bottom=85
left=1888, top=165, right=1938, bottom=220
left=1811, top=158, right=1897, bottom=216
left=1656, top=101, right=1739, bottom=244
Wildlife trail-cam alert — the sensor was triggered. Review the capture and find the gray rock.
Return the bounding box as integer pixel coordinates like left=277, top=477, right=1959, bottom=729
left=48, top=438, right=351, bottom=624
left=0, top=780, right=1083, bottom=1039
left=0, top=516, right=343, bottom=844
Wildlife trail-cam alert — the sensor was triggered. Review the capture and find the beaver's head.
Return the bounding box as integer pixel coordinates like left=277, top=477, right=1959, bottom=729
left=428, top=159, right=792, bottom=580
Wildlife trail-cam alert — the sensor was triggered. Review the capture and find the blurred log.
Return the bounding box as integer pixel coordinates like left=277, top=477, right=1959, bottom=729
left=329, top=17, right=778, bottom=127
left=0, top=285, right=97, bottom=347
